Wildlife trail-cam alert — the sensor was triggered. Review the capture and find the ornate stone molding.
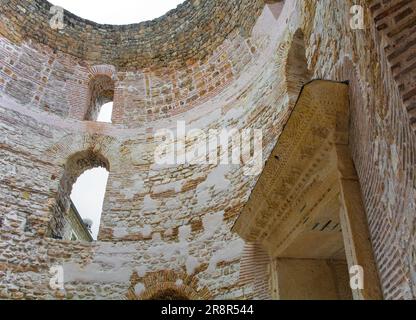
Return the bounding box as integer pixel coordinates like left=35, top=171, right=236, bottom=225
left=233, top=80, right=349, bottom=242
left=233, top=80, right=382, bottom=299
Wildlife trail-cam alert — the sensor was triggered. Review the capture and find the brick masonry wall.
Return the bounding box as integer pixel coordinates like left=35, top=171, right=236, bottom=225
left=0, top=21, right=263, bottom=125
left=370, top=0, right=416, bottom=131
left=0, top=0, right=415, bottom=300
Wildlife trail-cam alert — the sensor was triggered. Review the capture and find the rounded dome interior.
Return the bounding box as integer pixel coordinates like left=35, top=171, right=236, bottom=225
left=0, top=0, right=264, bottom=69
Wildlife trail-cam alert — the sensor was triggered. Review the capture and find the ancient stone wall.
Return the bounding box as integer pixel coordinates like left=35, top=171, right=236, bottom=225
left=370, top=0, right=416, bottom=131
left=0, top=0, right=283, bottom=299
left=0, top=0, right=264, bottom=69
left=0, top=0, right=265, bottom=125
left=0, top=0, right=415, bottom=300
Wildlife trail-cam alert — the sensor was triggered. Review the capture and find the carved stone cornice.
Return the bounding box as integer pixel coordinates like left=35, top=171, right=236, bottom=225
left=233, top=80, right=349, bottom=245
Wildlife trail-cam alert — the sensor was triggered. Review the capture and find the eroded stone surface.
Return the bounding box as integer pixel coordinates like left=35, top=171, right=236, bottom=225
left=0, top=0, right=415, bottom=300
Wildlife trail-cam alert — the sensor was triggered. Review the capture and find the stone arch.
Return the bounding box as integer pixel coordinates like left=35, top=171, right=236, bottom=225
left=285, top=29, right=312, bottom=106
left=45, top=133, right=119, bottom=168
left=88, top=65, right=117, bottom=79
left=47, top=149, right=110, bottom=239
left=148, top=288, right=190, bottom=300
left=143, top=284, right=193, bottom=301
left=127, top=270, right=212, bottom=300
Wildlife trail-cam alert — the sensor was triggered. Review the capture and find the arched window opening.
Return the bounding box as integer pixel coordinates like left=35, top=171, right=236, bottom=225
left=68, top=167, right=109, bottom=240
left=48, top=150, right=109, bottom=241
left=85, top=75, right=114, bottom=122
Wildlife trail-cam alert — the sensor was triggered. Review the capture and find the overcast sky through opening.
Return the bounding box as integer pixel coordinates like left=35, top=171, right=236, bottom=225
left=49, top=0, right=185, bottom=25
left=70, top=168, right=109, bottom=239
